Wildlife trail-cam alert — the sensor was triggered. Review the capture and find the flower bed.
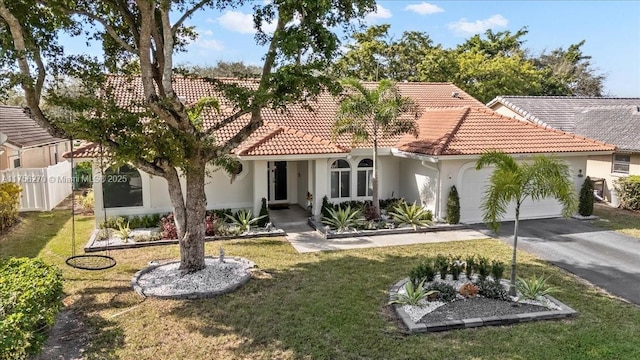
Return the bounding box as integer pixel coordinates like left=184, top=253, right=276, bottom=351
left=308, top=217, right=467, bottom=239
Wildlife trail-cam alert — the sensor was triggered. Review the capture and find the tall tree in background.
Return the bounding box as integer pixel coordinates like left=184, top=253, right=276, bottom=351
left=334, top=25, right=606, bottom=102
left=183, top=61, right=262, bottom=78
left=476, top=151, right=577, bottom=295
left=333, top=79, right=419, bottom=217
left=0, top=0, right=376, bottom=272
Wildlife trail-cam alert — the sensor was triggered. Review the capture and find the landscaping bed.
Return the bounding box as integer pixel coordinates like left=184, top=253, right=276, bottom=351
left=308, top=217, right=466, bottom=239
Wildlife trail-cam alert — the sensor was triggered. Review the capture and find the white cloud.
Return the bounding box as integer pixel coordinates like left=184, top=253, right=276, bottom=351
left=364, top=4, right=392, bottom=23
left=404, top=2, right=444, bottom=15
left=214, top=10, right=277, bottom=34
left=448, top=14, right=508, bottom=36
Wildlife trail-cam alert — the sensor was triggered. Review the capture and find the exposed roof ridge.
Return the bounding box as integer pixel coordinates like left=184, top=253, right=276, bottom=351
left=475, top=106, right=616, bottom=148
left=487, top=96, right=549, bottom=127
left=432, top=107, right=470, bottom=156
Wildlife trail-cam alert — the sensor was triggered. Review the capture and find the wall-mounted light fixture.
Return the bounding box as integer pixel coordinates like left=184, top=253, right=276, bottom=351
left=577, top=169, right=584, bottom=178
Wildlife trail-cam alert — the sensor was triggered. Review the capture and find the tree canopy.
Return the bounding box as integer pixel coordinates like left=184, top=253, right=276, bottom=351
left=0, top=0, right=376, bottom=272
left=333, top=25, right=606, bottom=102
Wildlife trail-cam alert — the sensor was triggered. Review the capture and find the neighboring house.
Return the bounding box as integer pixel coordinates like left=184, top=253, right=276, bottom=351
left=488, top=96, right=640, bottom=205
left=0, top=105, right=68, bottom=170
left=68, top=78, right=614, bottom=224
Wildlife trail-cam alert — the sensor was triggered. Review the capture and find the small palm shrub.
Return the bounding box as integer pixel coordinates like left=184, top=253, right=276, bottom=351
left=465, top=255, right=476, bottom=278
left=226, top=210, right=266, bottom=233
left=434, top=254, right=450, bottom=280
left=516, top=275, right=559, bottom=300
left=116, top=219, right=131, bottom=242
left=389, top=201, right=432, bottom=230
left=321, top=206, right=361, bottom=232
left=476, top=256, right=491, bottom=280
left=579, top=176, right=595, bottom=216
left=475, top=278, right=509, bottom=300
left=389, top=279, right=439, bottom=306
left=409, top=259, right=436, bottom=286
left=491, top=260, right=506, bottom=281
left=425, top=282, right=456, bottom=302
left=446, top=185, right=460, bottom=224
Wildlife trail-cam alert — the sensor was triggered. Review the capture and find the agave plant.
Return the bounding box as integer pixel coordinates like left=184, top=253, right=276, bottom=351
left=225, top=210, right=266, bottom=233
left=516, top=274, right=559, bottom=300
left=389, top=201, right=432, bottom=230
left=321, top=206, right=362, bottom=232
left=389, top=279, right=439, bottom=306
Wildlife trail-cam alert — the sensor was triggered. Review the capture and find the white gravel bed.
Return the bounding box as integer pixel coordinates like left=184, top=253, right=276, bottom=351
left=134, top=257, right=254, bottom=298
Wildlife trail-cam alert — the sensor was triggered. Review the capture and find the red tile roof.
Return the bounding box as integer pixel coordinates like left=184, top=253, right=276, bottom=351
left=67, top=76, right=614, bottom=158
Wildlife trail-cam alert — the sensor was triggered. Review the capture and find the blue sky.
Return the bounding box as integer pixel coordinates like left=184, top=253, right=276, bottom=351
left=64, top=1, right=640, bottom=97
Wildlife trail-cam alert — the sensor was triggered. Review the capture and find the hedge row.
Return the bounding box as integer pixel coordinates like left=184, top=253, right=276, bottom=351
left=0, top=258, right=64, bottom=360
left=0, top=183, right=21, bottom=233
left=615, top=175, right=640, bottom=211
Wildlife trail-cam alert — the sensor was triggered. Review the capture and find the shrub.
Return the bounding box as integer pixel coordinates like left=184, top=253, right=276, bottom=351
left=516, top=275, right=559, bottom=300
left=0, top=182, right=21, bottom=233
left=226, top=209, right=266, bottom=233
left=459, top=282, right=479, bottom=298
left=389, top=279, right=432, bottom=306
left=379, top=198, right=403, bottom=212
left=578, top=176, right=595, bottom=216
left=409, top=259, right=436, bottom=286
left=614, top=175, right=640, bottom=211
left=80, top=190, right=94, bottom=214
left=465, top=255, right=476, bottom=278
left=389, top=201, right=432, bottom=230
left=74, top=161, right=93, bottom=188
left=160, top=214, right=178, bottom=239
left=116, top=219, right=131, bottom=242
left=363, top=203, right=378, bottom=221
left=205, top=214, right=222, bottom=236
left=434, top=254, right=450, bottom=280
left=491, top=260, right=506, bottom=282
left=425, top=282, right=456, bottom=302
left=450, top=259, right=464, bottom=280
left=476, top=256, right=491, bottom=280
left=208, top=208, right=233, bottom=221
left=446, top=185, right=460, bottom=224
left=0, top=258, right=63, bottom=359
left=257, top=198, right=270, bottom=227
left=474, top=278, right=508, bottom=301
left=321, top=195, right=333, bottom=218
left=321, top=206, right=361, bottom=232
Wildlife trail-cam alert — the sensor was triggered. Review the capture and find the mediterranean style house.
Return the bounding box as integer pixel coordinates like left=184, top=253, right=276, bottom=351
left=488, top=96, right=640, bottom=206
left=68, top=77, right=615, bottom=224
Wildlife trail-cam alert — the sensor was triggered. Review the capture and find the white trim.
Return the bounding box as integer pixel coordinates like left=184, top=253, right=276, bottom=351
left=238, top=153, right=346, bottom=161
left=391, top=149, right=439, bottom=163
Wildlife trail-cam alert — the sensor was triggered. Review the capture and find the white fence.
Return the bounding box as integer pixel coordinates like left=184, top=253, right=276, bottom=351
left=0, top=161, right=72, bottom=211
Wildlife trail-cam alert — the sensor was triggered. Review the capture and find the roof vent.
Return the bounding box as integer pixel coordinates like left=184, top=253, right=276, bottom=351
left=451, top=92, right=459, bottom=98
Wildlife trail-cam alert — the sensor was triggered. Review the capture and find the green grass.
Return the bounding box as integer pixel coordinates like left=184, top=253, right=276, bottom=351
left=4, top=210, right=640, bottom=359
left=593, top=203, right=640, bottom=239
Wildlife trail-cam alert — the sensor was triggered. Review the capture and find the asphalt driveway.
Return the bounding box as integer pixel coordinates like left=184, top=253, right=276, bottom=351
left=472, top=217, right=640, bottom=305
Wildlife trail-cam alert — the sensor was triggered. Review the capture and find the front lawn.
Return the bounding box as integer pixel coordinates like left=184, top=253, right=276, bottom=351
left=593, top=203, right=640, bottom=239
left=4, top=210, right=640, bottom=359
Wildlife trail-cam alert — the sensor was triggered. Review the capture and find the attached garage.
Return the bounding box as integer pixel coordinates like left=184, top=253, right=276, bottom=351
left=457, top=163, right=564, bottom=224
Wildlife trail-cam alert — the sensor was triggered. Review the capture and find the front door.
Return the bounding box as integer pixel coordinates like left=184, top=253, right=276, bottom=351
left=268, top=161, right=288, bottom=202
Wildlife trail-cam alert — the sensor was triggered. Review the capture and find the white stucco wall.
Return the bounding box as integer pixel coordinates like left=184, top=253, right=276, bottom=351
left=397, top=158, right=439, bottom=215
left=323, top=155, right=400, bottom=204
left=296, top=160, right=309, bottom=208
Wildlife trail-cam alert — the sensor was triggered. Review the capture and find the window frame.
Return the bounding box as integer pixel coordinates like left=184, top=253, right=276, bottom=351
left=356, top=158, right=373, bottom=198
left=330, top=159, right=351, bottom=199
left=612, top=153, right=631, bottom=175
left=103, top=164, right=144, bottom=208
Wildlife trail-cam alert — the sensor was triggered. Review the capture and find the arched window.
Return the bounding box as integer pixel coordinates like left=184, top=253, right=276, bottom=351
left=330, top=159, right=350, bottom=199
left=103, top=164, right=143, bottom=208
left=357, top=158, right=373, bottom=197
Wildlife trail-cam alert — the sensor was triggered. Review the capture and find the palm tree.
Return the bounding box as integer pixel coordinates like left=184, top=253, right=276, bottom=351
left=333, top=79, right=419, bottom=217
left=476, top=150, right=578, bottom=295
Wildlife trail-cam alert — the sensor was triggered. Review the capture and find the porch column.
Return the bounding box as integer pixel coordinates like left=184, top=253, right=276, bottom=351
left=253, top=160, right=268, bottom=215
left=313, top=159, right=328, bottom=216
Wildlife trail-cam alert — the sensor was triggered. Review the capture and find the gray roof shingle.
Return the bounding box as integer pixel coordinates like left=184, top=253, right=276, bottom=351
left=488, top=96, right=640, bottom=151
left=0, top=105, right=65, bottom=148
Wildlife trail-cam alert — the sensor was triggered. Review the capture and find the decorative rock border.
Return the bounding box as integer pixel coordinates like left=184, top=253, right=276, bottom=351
left=307, top=218, right=468, bottom=239
left=131, top=256, right=255, bottom=300
left=84, top=228, right=285, bottom=252
left=389, top=278, right=578, bottom=333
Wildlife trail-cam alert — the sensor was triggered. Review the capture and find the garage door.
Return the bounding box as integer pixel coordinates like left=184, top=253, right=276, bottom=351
left=458, top=165, right=563, bottom=224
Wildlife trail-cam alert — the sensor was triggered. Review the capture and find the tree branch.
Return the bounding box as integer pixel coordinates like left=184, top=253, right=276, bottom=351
left=171, top=0, right=213, bottom=35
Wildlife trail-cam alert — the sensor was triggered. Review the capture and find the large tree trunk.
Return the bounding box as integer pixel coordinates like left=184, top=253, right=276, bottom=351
left=164, top=159, right=207, bottom=273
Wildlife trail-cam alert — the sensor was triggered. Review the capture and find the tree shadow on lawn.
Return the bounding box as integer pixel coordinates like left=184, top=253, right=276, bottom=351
left=161, top=252, right=640, bottom=359
left=0, top=210, right=73, bottom=258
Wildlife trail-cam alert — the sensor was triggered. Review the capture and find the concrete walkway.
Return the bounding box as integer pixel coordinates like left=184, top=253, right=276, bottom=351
left=269, top=205, right=489, bottom=253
